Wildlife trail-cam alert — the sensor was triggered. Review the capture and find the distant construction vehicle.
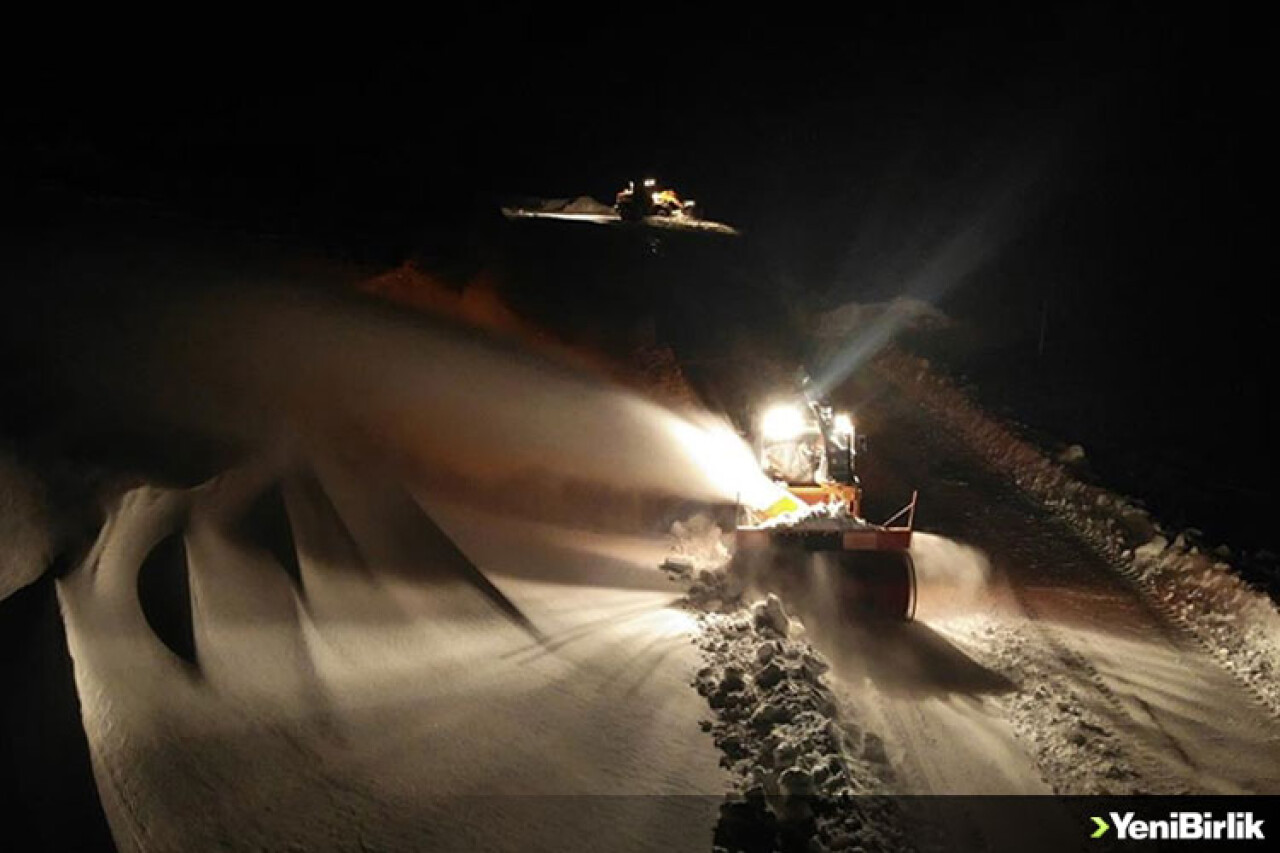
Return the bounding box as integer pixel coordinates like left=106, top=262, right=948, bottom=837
left=614, top=177, right=698, bottom=222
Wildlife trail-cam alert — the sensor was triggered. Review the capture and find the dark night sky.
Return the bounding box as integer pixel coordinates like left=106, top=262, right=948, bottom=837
left=5, top=8, right=1274, bottom=545
left=9, top=9, right=1263, bottom=292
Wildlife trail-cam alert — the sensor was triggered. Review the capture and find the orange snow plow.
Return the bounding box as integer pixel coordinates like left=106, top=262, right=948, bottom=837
left=735, top=392, right=919, bottom=621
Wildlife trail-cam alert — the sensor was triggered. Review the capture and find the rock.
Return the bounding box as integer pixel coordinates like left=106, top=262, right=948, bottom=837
left=753, top=594, right=792, bottom=637
left=720, top=667, right=746, bottom=693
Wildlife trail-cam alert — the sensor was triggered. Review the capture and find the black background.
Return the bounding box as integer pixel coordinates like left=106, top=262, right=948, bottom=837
left=4, top=7, right=1273, bottom=549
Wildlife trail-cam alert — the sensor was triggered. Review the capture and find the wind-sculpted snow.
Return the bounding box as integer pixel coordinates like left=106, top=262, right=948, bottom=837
left=58, top=455, right=730, bottom=852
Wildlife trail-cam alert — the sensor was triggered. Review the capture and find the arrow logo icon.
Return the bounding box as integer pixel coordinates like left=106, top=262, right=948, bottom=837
left=1091, top=816, right=1110, bottom=838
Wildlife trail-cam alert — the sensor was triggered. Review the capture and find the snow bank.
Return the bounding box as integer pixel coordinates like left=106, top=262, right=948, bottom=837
left=666, top=519, right=909, bottom=853
left=878, top=347, right=1280, bottom=718
left=561, top=195, right=615, bottom=216
left=0, top=447, right=53, bottom=601
left=644, top=216, right=739, bottom=236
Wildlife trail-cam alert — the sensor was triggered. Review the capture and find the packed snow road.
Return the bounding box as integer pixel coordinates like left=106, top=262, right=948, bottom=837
left=776, top=368, right=1280, bottom=800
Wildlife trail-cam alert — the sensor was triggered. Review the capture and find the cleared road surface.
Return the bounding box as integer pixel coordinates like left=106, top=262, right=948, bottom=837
left=775, top=370, right=1280, bottom=802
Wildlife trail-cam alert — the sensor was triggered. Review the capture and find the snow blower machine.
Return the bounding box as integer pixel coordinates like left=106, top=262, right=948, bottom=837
left=735, top=383, right=918, bottom=621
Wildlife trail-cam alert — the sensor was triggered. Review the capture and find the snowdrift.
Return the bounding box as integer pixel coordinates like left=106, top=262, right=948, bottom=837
left=60, top=451, right=727, bottom=852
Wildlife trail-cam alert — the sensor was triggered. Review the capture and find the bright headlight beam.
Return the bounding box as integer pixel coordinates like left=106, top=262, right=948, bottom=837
left=761, top=404, right=808, bottom=441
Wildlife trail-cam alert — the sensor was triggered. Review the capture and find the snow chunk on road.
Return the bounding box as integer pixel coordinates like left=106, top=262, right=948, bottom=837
left=667, top=513, right=731, bottom=572
left=668, top=519, right=909, bottom=852
left=752, top=594, right=792, bottom=637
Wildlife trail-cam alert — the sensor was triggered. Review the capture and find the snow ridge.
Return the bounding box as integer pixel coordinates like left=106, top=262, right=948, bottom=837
left=877, top=347, right=1280, bottom=719
left=666, top=518, right=910, bottom=853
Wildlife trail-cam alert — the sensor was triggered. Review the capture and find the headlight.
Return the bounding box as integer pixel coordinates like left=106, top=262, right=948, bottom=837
left=761, top=404, right=808, bottom=441
left=833, top=412, right=854, bottom=436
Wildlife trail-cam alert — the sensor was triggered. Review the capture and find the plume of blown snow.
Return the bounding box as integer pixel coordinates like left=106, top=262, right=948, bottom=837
left=58, top=283, right=785, bottom=512
left=909, top=532, right=994, bottom=618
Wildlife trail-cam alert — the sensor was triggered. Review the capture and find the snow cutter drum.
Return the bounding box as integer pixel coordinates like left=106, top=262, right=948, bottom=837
left=736, top=492, right=919, bottom=622
left=829, top=549, right=917, bottom=622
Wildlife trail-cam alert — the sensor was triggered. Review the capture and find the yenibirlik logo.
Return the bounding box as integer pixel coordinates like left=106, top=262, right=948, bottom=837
left=1091, top=812, right=1265, bottom=841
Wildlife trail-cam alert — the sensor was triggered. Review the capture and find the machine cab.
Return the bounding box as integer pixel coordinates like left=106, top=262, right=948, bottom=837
left=755, top=394, right=864, bottom=516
